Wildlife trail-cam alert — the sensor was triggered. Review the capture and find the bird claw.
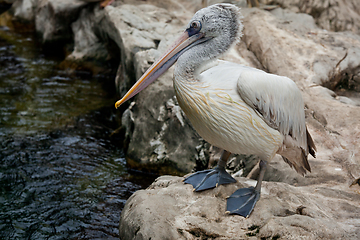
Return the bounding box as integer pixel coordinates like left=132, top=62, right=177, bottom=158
left=184, top=166, right=236, bottom=191
left=226, top=186, right=260, bottom=217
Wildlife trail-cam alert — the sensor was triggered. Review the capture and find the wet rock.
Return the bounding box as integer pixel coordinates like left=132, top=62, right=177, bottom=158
left=35, top=0, right=88, bottom=43
left=67, top=5, right=108, bottom=62
left=119, top=175, right=360, bottom=240
left=61, top=4, right=115, bottom=75
left=8, top=0, right=38, bottom=23
left=6, top=0, right=89, bottom=41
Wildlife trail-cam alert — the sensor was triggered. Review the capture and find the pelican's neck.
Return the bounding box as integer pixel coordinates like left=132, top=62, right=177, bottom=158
left=174, top=36, right=233, bottom=82
left=174, top=3, right=243, bottom=83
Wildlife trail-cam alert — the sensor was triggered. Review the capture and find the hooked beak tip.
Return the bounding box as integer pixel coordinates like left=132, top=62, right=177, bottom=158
left=115, top=100, right=122, bottom=109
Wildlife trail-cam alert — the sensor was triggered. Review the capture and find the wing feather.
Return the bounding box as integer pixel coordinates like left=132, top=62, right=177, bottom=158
left=237, top=69, right=306, bottom=148
left=237, top=69, right=315, bottom=174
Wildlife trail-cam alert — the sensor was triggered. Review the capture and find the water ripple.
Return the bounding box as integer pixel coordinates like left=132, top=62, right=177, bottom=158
left=0, top=24, right=156, bottom=239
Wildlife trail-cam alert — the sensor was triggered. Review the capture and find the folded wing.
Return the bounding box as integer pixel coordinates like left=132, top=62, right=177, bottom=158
left=237, top=69, right=316, bottom=175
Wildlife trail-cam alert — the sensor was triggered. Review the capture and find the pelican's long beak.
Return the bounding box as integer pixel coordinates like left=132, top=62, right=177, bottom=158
left=115, top=31, right=205, bottom=109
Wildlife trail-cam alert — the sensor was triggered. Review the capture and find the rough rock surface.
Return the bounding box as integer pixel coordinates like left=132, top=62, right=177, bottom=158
left=35, top=0, right=88, bottom=44
left=260, top=0, right=360, bottom=34
left=8, top=0, right=89, bottom=42
left=8, top=0, right=38, bottom=22
left=119, top=176, right=360, bottom=239
left=67, top=5, right=107, bottom=62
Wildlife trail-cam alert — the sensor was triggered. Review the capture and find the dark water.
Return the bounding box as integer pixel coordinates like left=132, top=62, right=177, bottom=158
left=0, top=26, right=154, bottom=239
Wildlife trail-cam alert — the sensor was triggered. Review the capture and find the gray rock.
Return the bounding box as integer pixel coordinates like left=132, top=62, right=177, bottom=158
left=260, top=0, right=360, bottom=34
left=119, top=175, right=360, bottom=239
left=66, top=5, right=109, bottom=63
left=101, top=4, right=185, bottom=98
left=242, top=7, right=360, bottom=88
left=9, top=0, right=39, bottom=22
left=35, top=0, right=88, bottom=43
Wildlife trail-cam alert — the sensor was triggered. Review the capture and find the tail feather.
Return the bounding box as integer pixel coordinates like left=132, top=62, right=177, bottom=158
left=306, top=126, right=316, bottom=158
left=280, top=126, right=316, bottom=176
left=281, top=154, right=308, bottom=176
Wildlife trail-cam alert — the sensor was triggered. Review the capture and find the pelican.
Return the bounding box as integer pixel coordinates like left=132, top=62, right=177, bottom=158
left=115, top=4, right=316, bottom=217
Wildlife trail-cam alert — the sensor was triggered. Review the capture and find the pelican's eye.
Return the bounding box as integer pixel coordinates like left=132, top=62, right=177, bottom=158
left=190, top=21, right=202, bottom=31
left=187, top=20, right=202, bottom=36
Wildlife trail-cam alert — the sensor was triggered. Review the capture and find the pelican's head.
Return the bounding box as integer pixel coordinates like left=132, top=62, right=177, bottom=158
left=115, top=4, right=243, bottom=108
left=187, top=4, right=242, bottom=48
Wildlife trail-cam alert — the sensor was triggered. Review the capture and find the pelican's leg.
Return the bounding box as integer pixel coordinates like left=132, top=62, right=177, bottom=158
left=226, top=159, right=267, bottom=217
left=183, top=150, right=236, bottom=191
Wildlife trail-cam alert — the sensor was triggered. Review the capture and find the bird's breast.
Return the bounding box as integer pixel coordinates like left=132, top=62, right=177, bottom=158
left=173, top=75, right=283, bottom=160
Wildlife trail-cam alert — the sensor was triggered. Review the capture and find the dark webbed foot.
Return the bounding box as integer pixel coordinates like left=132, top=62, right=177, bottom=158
left=184, top=166, right=236, bottom=191
left=184, top=150, right=236, bottom=191
left=226, top=186, right=260, bottom=217
left=226, top=159, right=267, bottom=217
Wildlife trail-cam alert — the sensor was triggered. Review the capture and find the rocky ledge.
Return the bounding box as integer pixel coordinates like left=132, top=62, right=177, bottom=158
left=2, top=0, right=360, bottom=239
left=120, top=175, right=360, bottom=239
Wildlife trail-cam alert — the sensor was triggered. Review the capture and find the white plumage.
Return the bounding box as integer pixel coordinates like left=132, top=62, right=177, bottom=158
left=174, top=61, right=284, bottom=161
